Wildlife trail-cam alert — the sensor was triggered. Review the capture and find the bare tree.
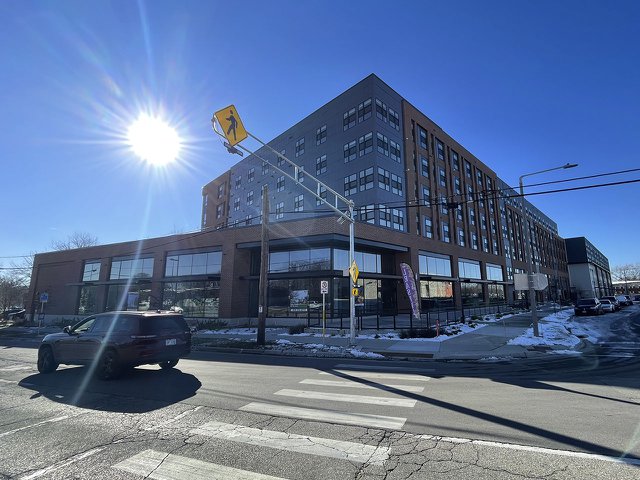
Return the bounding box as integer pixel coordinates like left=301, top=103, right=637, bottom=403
left=611, top=263, right=640, bottom=294
left=50, top=231, right=99, bottom=251
left=8, top=232, right=100, bottom=288
left=0, top=272, right=28, bottom=312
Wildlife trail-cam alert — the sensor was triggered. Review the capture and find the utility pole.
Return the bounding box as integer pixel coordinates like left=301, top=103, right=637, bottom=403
left=257, top=184, right=269, bottom=346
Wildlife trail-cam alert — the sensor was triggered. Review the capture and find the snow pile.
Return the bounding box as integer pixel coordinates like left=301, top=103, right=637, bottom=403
left=507, top=308, right=611, bottom=349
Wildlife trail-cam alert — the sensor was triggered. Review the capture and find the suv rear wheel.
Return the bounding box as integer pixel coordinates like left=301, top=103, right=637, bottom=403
left=97, top=349, right=121, bottom=380
left=37, top=346, right=59, bottom=374
left=159, top=359, right=179, bottom=370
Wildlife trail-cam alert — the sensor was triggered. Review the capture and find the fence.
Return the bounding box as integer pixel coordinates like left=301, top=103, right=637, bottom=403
left=303, top=302, right=516, bottom=331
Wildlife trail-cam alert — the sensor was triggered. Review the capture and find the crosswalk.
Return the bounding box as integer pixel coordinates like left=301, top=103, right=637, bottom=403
left=108, top=362, right=430, bottom=478
left=238, top=361, right=431, bottom=430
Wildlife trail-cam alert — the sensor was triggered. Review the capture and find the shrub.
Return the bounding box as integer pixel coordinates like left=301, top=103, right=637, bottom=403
left=196, top=319, right=228, bottom=330
left=399, top=328, right=437, bottom=339
left=288, top=324, right=306, bottom=335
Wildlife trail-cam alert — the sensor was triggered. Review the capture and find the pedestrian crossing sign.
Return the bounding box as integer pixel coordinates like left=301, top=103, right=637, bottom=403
left=214, top=105, right=248, bottom=146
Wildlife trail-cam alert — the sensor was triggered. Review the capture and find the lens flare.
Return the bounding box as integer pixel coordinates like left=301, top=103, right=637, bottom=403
left=127, top=114, right=181, bottom=166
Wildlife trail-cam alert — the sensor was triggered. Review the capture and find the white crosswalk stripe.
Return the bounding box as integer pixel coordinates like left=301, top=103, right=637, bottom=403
left=320, top=370, right=431, bottom=382
left=0, top=365, right=32, bottom=371
left=191, top=421, right=389, bottom=465
left=275, top=388, right=417, bottom=407
left=299, top=378, right=425, bottom=393
left=113, top=449, right=285, bottom=479
left=332, top=363, right=435, bottom=373
left=240, top=402, right=406, bottom=430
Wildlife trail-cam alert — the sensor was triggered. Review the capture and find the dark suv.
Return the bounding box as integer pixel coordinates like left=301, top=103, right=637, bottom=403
left=37, top=311, right=191, bottom=379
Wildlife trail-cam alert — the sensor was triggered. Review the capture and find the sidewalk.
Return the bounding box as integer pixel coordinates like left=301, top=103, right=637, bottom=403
left=0, top=307, right=579, bottom=361
left=195, top=307, right=579, bottom=360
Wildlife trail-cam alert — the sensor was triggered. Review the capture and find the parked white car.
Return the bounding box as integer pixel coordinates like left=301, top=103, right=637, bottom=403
left=600, top=299, right=615, bottom=313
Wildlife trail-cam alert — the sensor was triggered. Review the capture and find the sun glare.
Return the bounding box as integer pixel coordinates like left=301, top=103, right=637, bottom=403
left=127, top=114, right=182, bottom=166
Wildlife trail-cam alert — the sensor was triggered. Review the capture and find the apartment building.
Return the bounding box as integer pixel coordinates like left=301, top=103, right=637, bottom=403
left=29, top=74, right=572, bottom=323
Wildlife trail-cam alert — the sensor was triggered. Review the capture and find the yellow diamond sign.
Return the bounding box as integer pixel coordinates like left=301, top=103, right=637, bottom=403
left=349, top=260, right=359, bottom=284
left=214, top=104, right=248, bottom=146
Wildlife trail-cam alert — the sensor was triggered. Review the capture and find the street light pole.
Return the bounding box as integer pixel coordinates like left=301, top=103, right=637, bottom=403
left=519, top=163, right=577, bottom=337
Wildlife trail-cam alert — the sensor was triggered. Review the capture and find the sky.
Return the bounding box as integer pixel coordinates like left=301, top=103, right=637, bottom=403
left=1, top=0, right=638, bottom=273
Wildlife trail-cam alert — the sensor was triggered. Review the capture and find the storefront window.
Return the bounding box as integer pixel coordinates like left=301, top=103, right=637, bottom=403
left=420, top=280, right=453, bottom=310
left=106, top=285, right=151, bottom=311
left=77, top=286, right=98, bottom=315
left=162, top=281, right=220, bottom=318
left=461, top=282, right=483, bottom=306
left=488, top=284, right=505, bottom=302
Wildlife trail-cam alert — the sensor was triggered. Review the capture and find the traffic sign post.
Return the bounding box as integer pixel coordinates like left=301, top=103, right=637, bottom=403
left=37, top=292, right=48, bottom=336
left=320, top=281, right=329, bottom=342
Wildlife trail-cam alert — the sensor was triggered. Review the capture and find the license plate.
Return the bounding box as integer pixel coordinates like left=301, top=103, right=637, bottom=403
left=581, top=309, right=586, bottom=313
left=166, top=339, right=177, bottom=346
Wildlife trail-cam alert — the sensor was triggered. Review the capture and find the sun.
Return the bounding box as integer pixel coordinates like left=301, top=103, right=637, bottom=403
left=127, top=114, right=182, bottom=166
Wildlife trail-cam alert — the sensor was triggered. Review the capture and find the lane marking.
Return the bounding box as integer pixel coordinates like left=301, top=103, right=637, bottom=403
left=113, top=449, right=285, bottom=479
left=239, top=402, right=406, bottom=430
left=419, top=434, right=640, bottom=467
left=0, top=379, right=16, bottom=384
left=0, top=416, right=69, bottom=438
left=332, top=363, right=435, bottom=373
left=300, top=378, right=425, bottom=393
left=144, top=406, right=203, bottom=431
left=275, top=389, right=416, bottom=407
left=191, top=421, right=389, bottom=466
left=320, top=370, right=431, bottom=382
left=18, top=447, right=105, bottom=479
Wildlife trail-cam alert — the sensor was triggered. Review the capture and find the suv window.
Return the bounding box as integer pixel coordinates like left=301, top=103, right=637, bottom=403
left=139, top=315, right=187, bottom=335
left=73, top=316, right=97, bottom=333
left=577, top=299, right=596, bottom=306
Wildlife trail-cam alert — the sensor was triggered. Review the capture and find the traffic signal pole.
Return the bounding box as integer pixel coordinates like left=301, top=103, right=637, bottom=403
left=211, top=114, right=358, bottom=345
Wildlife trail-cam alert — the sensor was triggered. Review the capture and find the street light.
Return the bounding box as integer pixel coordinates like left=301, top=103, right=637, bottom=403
left=519, top=162, right=577, bottom=337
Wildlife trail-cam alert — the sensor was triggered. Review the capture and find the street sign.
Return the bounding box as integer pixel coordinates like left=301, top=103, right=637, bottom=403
left=352, top=287, right=359, bottom=297
left=39, top=292, right=49, bottom=303
left=214, top=105, right=248, bottom=146
left=320, top=280, right=329, bottom=294
left=349, top=260, right=359, bottom=284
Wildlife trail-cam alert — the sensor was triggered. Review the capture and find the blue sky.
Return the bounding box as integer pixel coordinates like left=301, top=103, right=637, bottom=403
left=1, top=0, right=638, bottom=270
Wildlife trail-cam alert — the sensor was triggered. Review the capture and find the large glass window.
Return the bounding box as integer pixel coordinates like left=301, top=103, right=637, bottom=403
left=420, top=280, right=453, bottom=310
left=487, top=263, right=504, bottom=281
left=77, top=286, right=97, bottom=315
left=488, top=284, right=505, bottom=302
left=461, top=282, right=483, bottom=306
left=333, top=249, right=381, bottom=273
left=165, top=251, right=222, bottom=277
left=458, top=259, right=481, bottom=279
left=82, top=261, right=101, bottom=281
left=269, top=248, right=331, bottom=273
left=106, top=284, right=151, bottom=311
left=163, top=281, right=220, bottom=318
left=110, top=257, right=154, bottom=280
left=419, top=252, right=452, bottom=277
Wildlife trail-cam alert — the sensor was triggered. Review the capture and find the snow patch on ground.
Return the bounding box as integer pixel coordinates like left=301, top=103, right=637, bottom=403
left=507, top=308, right=610, bottom=348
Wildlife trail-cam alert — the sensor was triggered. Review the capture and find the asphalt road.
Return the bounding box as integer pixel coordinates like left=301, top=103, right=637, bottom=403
left=0, top=308, right=639, bottom=479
